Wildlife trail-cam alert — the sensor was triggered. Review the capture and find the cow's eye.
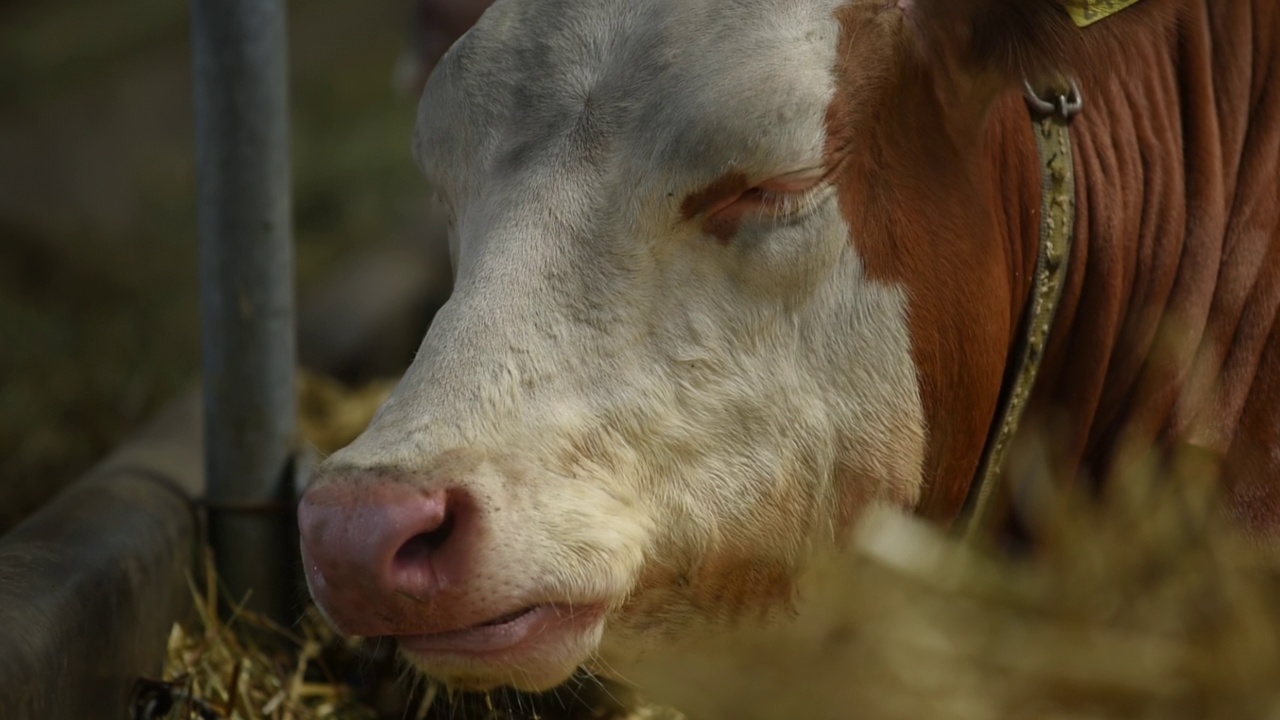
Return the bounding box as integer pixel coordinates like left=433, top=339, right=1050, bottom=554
left=707, top=168, right=829, bottom=224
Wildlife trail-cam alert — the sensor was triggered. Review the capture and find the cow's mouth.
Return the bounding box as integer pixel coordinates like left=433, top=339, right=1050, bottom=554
left=396, top=602, right=606, bottom=658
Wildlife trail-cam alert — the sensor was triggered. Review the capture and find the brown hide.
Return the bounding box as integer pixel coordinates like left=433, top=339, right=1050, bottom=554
left=830, top=0, right=1280, bottom=529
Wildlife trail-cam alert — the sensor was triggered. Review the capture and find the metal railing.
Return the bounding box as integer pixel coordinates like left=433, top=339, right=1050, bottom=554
left=191, top=0, right=297, bottom=620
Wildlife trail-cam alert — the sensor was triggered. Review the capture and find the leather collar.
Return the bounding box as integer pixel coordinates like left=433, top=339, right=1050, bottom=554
left=960, top=77, right=1080, bottom=542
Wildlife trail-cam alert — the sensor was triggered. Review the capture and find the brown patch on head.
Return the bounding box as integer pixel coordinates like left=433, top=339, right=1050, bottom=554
left=823, top=2, right=1044, bottom=524
left=680, top=171, right=752, bottom=244
left=621, top=550, right=798, bottom=639
left=690, top=553, right=798, bottom=620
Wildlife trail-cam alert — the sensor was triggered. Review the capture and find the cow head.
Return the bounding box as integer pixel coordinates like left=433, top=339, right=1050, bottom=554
left=300, top=0, right=1116, bottom=692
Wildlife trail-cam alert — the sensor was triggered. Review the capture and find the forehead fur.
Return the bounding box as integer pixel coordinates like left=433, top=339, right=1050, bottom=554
left=414, top=0, right=851, bottom=204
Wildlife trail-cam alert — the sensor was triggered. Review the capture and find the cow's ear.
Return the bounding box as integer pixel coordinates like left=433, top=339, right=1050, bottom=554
left=903, top=0, right=1165, bottom=85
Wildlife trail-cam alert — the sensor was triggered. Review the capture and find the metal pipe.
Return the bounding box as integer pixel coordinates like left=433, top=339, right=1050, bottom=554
left=0, top=397, right=201, bottom=720
left=191, top=0, right=296, bottom=620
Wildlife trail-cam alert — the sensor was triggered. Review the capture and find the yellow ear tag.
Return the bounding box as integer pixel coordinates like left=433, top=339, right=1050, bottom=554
left=1067, top=0, right=1145, bottom=28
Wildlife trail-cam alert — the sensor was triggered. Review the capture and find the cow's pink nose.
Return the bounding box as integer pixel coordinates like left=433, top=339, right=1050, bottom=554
left=298, top=480, right=462, bottom=631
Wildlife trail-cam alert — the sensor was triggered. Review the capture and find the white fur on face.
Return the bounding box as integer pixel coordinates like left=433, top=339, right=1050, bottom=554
left=320, top=0, right=926, bottom=688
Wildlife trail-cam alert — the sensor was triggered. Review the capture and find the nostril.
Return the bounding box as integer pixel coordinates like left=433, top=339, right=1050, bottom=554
left=299, top=482, right=461, bottom=602
left=393, top=510, right=456, bottom=568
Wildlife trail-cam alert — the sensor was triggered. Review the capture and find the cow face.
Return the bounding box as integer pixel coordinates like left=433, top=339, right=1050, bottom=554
left=299, top=0, right=1053, bottom=692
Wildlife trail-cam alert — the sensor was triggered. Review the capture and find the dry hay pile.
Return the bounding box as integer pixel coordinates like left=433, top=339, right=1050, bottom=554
left=133, top=556, right=382, bottom=720
left=629, top=446, right=1280, bottom=720
left=145, top=373, right=1280, bottom=719
left=295, top=371, right=400, bottom=457
left=137, top=560, right=674, bottom=720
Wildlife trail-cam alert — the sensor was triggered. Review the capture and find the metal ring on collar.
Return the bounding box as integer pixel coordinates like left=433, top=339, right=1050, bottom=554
left=1023, top=77, right=1084, bottom=121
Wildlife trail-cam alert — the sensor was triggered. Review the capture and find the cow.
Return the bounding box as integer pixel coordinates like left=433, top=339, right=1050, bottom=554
left=299, top=0, right=1280, bottom=695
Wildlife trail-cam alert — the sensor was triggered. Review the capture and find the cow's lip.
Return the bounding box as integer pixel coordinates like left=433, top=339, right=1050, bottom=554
left=396, top=602, right=605, bottom=657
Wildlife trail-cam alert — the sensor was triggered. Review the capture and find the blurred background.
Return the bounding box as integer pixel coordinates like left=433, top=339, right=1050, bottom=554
left=0, top=0, right=460, bottom=532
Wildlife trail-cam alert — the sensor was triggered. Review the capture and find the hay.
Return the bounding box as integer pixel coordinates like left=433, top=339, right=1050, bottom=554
left=134, top=550, right=382, bottom=720
left=139, top=546, right=682, bottom=720
left=622, top=445, right=1280, bottom=720
left=147, top=372, right=1280, bottom=719
left=839, top=446, right=1280, bottom=720
left=296, top=370, right=399, bottom=457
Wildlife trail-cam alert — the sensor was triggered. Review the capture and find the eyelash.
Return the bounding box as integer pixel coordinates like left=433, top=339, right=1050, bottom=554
left=720, top=181, right=830, bottom=223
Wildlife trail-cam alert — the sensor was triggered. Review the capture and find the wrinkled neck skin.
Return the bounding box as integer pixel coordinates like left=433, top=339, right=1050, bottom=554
left=1017, top=1, right=1280, bottom=531
left=892, top=0, right=1280, bottom=533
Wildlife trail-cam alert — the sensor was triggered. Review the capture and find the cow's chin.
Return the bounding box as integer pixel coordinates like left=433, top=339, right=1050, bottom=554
left=398, top=603, right=609, bottom=692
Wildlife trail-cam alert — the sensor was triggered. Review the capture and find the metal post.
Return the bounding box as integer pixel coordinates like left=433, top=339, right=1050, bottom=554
left=192, top=0, right=296, bottom=620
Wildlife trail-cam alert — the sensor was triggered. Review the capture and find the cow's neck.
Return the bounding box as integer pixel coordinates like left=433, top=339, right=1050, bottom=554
left=832, top=3, right=1261, bottom=530
left=833, top=47, right=1047, bottom=526
left=1011, top=2, right=1275, bottom=506
left=855, top=1, right=1280, bottom=536
left=902, top=89, right=1052, bottom=526
left=905, top=76, right=1181, bottom=529
left=958, top=0, right=1280, bottom=535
